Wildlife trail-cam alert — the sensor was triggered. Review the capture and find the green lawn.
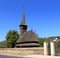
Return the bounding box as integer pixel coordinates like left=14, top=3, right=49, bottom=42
left=56, top=48, right=60, bottom=54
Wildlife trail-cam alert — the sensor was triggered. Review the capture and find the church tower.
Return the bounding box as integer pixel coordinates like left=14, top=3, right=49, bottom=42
left=19, top=9, right=27, bottom=37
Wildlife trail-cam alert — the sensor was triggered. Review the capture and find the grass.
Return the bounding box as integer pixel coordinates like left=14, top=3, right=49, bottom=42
left=56, top=48, right=60, bottom=53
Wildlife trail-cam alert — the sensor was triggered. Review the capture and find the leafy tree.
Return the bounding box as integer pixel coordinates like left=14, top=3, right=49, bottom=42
left=38, top=38, right=45, bottom=47
left=6, top=30, right=19, bottom=48
left=0, top=41, right=6, bottom=48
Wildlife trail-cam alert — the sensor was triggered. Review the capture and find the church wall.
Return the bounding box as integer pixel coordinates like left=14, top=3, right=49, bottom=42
left=0, top=47, right=44, bottom=55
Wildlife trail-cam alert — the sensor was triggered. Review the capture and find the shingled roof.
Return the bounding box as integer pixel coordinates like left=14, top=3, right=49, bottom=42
left=16, top=30, right=38, bottom=44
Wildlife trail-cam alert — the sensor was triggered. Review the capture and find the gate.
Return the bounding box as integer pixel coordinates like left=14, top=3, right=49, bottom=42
left=50, top=38, right=60, bottom=56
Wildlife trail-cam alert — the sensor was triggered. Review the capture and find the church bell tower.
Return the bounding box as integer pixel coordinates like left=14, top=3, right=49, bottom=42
left=19, top=9, right=27, bottom=37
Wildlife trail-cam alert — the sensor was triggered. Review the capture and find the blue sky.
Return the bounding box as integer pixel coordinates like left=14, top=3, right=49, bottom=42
left=0, top=0, right=60, bottom=41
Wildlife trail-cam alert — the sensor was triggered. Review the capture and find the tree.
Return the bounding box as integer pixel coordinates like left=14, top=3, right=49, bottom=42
left=38, top=38, right=45, bottom=47
left=0, top=41, right=6, bottom=48
left=6, top=30, right=19, bottom=48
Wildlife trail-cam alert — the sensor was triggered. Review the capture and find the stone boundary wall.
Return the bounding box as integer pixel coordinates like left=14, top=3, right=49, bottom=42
left=0, top=47, right=44, bottom=56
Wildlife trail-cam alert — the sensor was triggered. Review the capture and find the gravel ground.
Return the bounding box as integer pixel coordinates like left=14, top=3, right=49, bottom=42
left=0, top=54, right=60, bottom=58
left=23, top=55, right=60, bottom=58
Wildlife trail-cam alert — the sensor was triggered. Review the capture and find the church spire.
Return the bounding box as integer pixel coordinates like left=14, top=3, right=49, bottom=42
left=19, top=8, right=27, bottom=37
left=20, top=8, right=26, bottom=25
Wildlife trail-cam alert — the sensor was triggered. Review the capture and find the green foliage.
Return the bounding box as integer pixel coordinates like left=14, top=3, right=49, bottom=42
left=38, top=38, right=45, bottom=47
left=0, top=34, right=60, bottom=48
left=6, top=30, right=19, bottom=48
left=38, top=36, right=60, bottom=48
left=0, top=41, right=6, bottom=48
left=38, top=37, right=56, bottom=47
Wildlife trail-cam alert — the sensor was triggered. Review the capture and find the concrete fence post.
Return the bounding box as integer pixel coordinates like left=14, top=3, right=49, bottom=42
left=44, top=42, right=49, bottom=55
left=50, top=42, right=55, bottom=56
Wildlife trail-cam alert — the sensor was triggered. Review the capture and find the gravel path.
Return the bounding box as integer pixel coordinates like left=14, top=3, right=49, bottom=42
left=0, top=55, right=60, bottom=58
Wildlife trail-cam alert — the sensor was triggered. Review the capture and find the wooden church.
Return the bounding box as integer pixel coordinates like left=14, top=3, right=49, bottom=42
left=15, top=9, right=39, bottom=48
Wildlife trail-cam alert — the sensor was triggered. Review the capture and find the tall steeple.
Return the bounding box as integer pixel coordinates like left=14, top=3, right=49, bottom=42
left=20, top=8, right=26, bottom=25
left=19, top=8, right=27, bottom=37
